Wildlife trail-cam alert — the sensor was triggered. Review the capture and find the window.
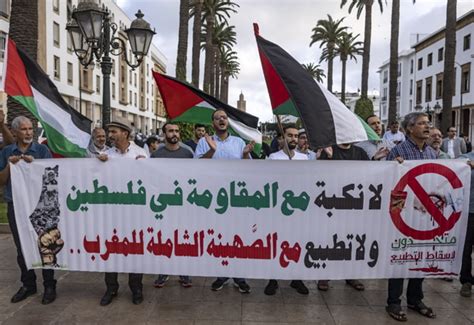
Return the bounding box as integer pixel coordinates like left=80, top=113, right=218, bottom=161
left=397, top=81, right=401, bottom=97
left=134, top=93, right=137, bottom=106
left=0, top=31, right=6, bottom=62
left=96, top=75, right=100, bottom=93
left=129, top=90, right=132, bottom=104
left=410, top=60, right=414, bottom=74
left=461, top=63, right=471, bottom=94
left=82, top=68, right=89, bottom=89
left=409, top=99, right=413, bottom=112
left=112, top=82, right=116, bottom=99
left=382, top=88, right=387, bottom=101
left=67, top=62, right=73, bottom=84
left=67, top=32, right=73, bottom=52
left=425, top=77, right=432, bottom=102
left=53, top=56, right=60, bottom=80
left=383, top=70, right=388, bottom=84
left=111, top=59, right=115, bottom=76
left=416, top=80, right=423, bottom=104
left=53, top=22, right=60, bottom=47
left=53, top=0, right=59, bottom=13
left=418, top=58, right=423, bottom=71
left=397, top=63, right=402, bottom=77
left=438, top=48, right=443, bottom=62
left=464, top=34, right=471, bottom=51
left=0, top=0, right=10, bottom=18
left=436, top=73, right=443, bottom=99
left=409, top=79, right=413, bottom=95
left=134, top=73, right=137, bottom=87
left=427, top=53, right=432, bottom=66
left=67, top=0, right=72, bottom=20
left=147, top=81, right=149, bottom=94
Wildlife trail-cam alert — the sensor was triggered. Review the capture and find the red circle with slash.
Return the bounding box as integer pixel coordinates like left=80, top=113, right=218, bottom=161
left=390, top=163, right=463, bottom=240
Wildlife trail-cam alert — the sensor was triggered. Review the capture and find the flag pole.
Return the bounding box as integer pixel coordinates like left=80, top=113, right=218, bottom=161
left=276, top=115, right=292, bottom=160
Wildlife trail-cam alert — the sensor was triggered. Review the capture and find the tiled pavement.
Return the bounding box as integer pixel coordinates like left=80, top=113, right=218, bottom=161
left=0, top=234, right=472, bottom=324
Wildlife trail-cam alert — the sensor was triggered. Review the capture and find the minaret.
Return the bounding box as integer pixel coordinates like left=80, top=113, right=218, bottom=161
left=237, top=91, right=246, bottom=112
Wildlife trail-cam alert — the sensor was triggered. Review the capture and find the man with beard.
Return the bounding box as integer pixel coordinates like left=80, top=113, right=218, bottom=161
left=87, top=127, right=109, bottom=157
left=385, top=112, right=436, bottom=321
left=427, top=127, right=450, bottom=159
left=195, top=109, right=254, bottom=293
left=264, top=125, right=309, bottom=295
left=356, top=115, right=394, bottom=160
left=0, top=116, right=57, bottom=305
left=97, top=117, right=147, bottom=306
left=152, top=123, right=193, bottom=287
left=184, top=124, right=206, bottom=152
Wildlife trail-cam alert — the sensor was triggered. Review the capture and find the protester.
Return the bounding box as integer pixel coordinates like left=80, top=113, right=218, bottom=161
left=87, top=127, right=109, bottom=157
left=356, top=115, right=394, bottom=160
left=0, top=116, right=57, bottom=305
left=296, top=129, right=316, bottom=160
left=145, top=136, right=160, bottom=155
left=317, top=142, right=368, bottom=292
left=264, top=125, right=309, bottom=296
left=383, top=121, right=406, bottom=145
left=97, top=117, right=148, bottom=306
left=195, top=109, right=254, bottom=293
left=184, top=123, right=206, bottom=152
left=442, top=127, right=467, bottom=158
left=427, top=127, right=450, bottom=159
left=151, top=122, right=193, bottom=288
left=459, top=151, right=474, bottom=297
left=385, top=112, right=436, bottom=321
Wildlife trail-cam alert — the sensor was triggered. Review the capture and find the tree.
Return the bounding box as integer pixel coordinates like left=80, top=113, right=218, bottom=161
left=7, top=0, right=39, bottom=130
left=341, top=0, right=386, bottom=98
left=201, top=0, right=239, bottom=94
left=210, top=23, right=236, bottom=99
left=301, top=63, right=326, bottom=83
left=441, top=0, right=456, bottom=133
left=191, top=0, right=203, bottom=87
left=310, top=15, right=348, bottom=92
left=219, top=49, right=240, bottom=104
left=328, top=32, right=363, bottom=103
left=176, top=0, right=189, bottom=81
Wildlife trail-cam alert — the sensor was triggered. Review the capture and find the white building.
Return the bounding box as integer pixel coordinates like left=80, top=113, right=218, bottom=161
left=378, top=10, right=473, bottom=138
left=0, top=0, right=168, bottom=134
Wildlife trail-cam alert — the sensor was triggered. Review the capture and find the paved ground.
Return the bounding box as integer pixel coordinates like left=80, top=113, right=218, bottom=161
left=0, top=234, right=472, bottom=324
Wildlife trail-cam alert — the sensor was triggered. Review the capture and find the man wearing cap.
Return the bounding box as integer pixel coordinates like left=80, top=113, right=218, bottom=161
left=296, top=129, right=316, bottom=160
left=97, top=117, right=148, bottom=306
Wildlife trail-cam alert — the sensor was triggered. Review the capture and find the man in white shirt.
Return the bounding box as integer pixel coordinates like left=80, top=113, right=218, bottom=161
left=265, top=125, right=309, bottom=296
left=97, top=118, right=147, bottom=306
left=383, top=121, right=406, bottom=145
left=441, top=127, right=467, bottom=158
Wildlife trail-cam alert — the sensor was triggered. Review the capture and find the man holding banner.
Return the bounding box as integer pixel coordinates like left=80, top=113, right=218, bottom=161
left=386, top=112, right=437, bottom=321
left=0, top=116, right=57, bottom=305
left=97, top=117, right=148, bottom=306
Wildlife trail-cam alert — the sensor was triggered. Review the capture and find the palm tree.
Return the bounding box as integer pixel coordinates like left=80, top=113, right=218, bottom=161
left=7, top=0, right=39, bottom=130
left=219, top=49, right=240, bottom=104
left=190, top=0, right=203, bottom=87
left=310, top=15, right=348, bottom=92
left=210, top=23, right=236, bottom=99
left=176, top=0, right=189, bottom=81
left=340, top=0, right=386, bottom=98
left=301, top=63, right=326, bottom=83
left=388, top=0, right=415, bottom=125
left=441, top=0, right=456, bottom=133
left=333, top=33, right=363, bottom=103
left=201, top=0, right=239, bottom=94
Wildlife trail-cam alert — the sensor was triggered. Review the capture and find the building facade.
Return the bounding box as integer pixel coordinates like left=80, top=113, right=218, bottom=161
left=0, top=0, right=168, bottom=134
left=378, top=10, right=473, bottom=138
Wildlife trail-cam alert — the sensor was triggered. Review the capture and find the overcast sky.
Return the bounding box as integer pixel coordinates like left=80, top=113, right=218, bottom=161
left=116, top=0, right=472, bottom=122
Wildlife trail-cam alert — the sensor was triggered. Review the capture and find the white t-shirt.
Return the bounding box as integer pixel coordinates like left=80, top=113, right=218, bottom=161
left=268, top=149, right=308, bottom=160
left=105, top=142, right=149, bottom=159
left=447, top=139, right=455, bottom=159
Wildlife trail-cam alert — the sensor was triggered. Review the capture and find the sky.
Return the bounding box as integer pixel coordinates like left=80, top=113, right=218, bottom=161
left=116, top=0, right=472, bottom=122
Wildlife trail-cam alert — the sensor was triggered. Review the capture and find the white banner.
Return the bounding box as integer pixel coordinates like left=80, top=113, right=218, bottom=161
left=11, top=158, right=470, bottom=280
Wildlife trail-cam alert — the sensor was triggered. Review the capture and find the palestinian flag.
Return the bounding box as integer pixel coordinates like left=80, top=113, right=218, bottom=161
left=0, top=38, right=91, bottom=157
left=254, top=24, right=379, bottom=149
left=152, top=72, right=262, bottom=153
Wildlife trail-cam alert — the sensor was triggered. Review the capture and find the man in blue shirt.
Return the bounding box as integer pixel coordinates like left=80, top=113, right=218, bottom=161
left=195, top=109, right=254, bottom=293
left=386, top=112, right=436, bottom=321
left=0, top=116, right=56, bottom=305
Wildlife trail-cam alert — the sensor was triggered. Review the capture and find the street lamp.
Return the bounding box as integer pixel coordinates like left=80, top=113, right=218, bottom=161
left=414, top=103, right=423, bottom=111
left=66, top=0, right=156, bottom=127
left=433, top=101, right=442, bottom=115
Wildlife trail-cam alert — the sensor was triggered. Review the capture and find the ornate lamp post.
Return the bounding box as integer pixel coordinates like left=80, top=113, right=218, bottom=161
left=66, top=0, right=155, bottom=127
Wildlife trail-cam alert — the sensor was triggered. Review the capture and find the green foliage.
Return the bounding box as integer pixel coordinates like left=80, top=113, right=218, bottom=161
left=354, top=96, right=374, bottom=121
left=174, top=122, right=212, bottom=142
